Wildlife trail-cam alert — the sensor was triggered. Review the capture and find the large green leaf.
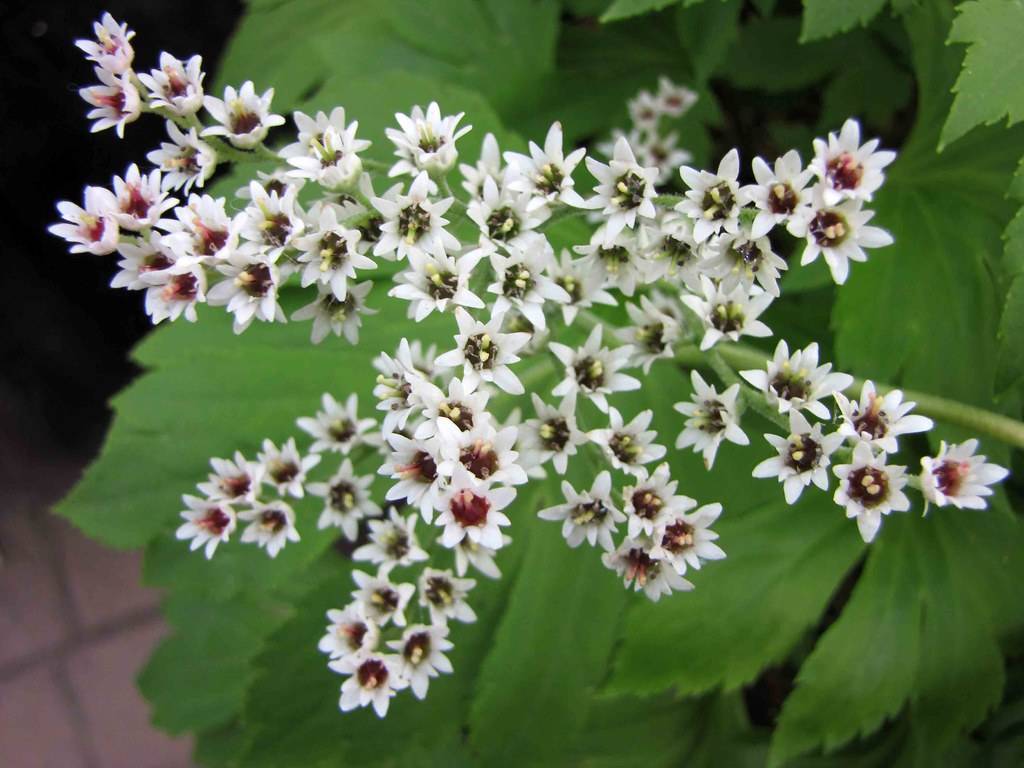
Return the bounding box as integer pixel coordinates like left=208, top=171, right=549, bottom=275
left=799, top=0, right=889, bottom=42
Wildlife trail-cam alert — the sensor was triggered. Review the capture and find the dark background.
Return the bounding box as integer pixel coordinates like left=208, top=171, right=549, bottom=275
left=0, top=2, right=242, bottom=493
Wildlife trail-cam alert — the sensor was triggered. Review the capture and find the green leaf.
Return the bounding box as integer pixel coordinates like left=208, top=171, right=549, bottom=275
left=940, top=0, right=1024, bottom=149
left=675, top=0, right=743, bottom=83
left=800, top=0, right=890, bottom=42
left=996, top=275, right=1024, bottom=391
left=601, top=0, right=682, bottom=22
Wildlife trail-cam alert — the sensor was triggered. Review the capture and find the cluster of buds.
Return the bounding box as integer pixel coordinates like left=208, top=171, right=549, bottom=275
left=54, top=16, right=1010, bottom=719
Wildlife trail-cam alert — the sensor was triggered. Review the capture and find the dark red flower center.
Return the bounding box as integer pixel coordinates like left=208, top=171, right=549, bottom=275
left=450, top=489, right=489, bottom=527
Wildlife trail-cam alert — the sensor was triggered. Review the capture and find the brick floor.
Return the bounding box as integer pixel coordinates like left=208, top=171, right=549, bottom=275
left=0, top=457, right=195, bottom=768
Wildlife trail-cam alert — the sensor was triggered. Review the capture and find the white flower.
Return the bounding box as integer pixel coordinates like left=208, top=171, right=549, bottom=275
left=460, top=132, right=505, bottom=199
left=307, top=457, right=380, bottom=539
left=50, top=186, right=119, bottom=255
left=622, top=463, right=696, bottom=539
left=539, top=471, right=625, bottom=551
left=380, top=432, right=445, bottom=520
left=410, top=376, right=490, bottom=442
left=332, top=653, right=407, bottom=717
left=237, top=169, right=303, bottom=200
left=175, top=495, right=236, bottom=559
left=811, top=118, right=896, bottom=206
left=550, top=325, right=639, bottom=413
left=318, top=603, right=380, bottom=660
left=112, top=233, right=175, bottom=293
left=257, top=437, right=320, bottom=498
left=293, top=205, right=373, bottom=297
left=159, top=193, right=234, bottom=263
left=239, top=501, right=300, bottom=558
left=741, top=150, right=815, bottom=238
left=632, top=129, right=693, bottom=185
left=834, top=380, right=933, bottom=453
left=789, top=196, right=893, bottom=284
left=372, top=172, right=459, bottom=260
left=235, top=180, right=304, bottom=260
left=207, top=253, right=285, bottom=333
left=740, top=340, right=853, bottom=419
left=387, top=624, right=454, bottom=699
left=286, top=119, right=370, bottom=190
left=545, top=249, right=617, bottom=325
left=197, top=451, right=263, bottom=504
left=574, top=225, right=651, bottom=296
left=677, top=149, right=743, bottom=243
left=110, top=164, right=176, bottom=231
left=280, top=108, right=352, bottom=159
left=468, top=177, right=550, bottom=254
left=297, top=393, right=379, bottom=454
left=833, top=442, right=910, bottom=543
left=627, top=90, right=662, bottom=130
left=451, top=536, right=505, bottom=579
left=138, top=53, right=205, bottom=116
left=202, top=81, right=285, bottom=149
left=76, top=13, right=134, bottom=74
left=80, top=66, right=140, bottom=137
left=386, top=101, right=471, bottom=177
left=373, top=339, right=429, bottom=434
left=920, top=439, right=1009, bottom=511
left=435, top=466, right=515, bottom=549
left=505, top=121, right=587, bottom=210
left=752, top=410, right=844, bottom=504
left=351, top=567, right=416, bottom=628
left=292, top=281, right=376, bottom=345
left=638, top=210, right=703, bottom=288
left=520, top=392, right=586, bottom=475
left=602, top=539, right=693, bottom=601
left=435, top=308, right=531, bottom=395
left=487, top=238, right=568, bottom=331
left=656, top=77, right=697, bottom=117
left=438, top=422, right=528, bottom=486
left=589, top=407, right=666, bottom=478
left=141, top=260, right=207, bottom=323
left=584, top=136, right=659, bottom=243
left=617, top=295, right=681, bottom=373
left=674, top=370, right=748, bottom=469
left=147, top=122, right=217, bottom=193
left=682, top=275, right=773, bottom=351
left=354, top=509, right=429, bottom=568
left=703, top=227, right=788, bottom=297
left=649, top=503, right=726, bottom=575
left=390, top=249, right=485, bottom=321
left=418, top=568, right=477, bottom=624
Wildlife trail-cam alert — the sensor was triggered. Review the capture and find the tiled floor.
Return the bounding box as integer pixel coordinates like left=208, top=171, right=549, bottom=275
left=0, top=457, right=195, bottom=768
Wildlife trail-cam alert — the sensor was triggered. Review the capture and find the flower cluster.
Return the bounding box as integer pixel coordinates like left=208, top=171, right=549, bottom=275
left=57, top=15, right=1011, bottom=720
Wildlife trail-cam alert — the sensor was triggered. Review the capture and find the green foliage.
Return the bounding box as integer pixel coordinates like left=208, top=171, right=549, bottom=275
left=601, top=0, right=683, bottom=22
left=799, top=0, right=890, bottom=41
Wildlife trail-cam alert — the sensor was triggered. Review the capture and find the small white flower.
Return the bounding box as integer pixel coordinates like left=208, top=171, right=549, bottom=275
left=197, top=451, right=263, bottom=504
left=584, top=136, right=659, bottom=243
left=308, top=458, right=380, bottom=540
left=627, top=90, right=662, bottom=130
left=380, top=432, right=445, bottom=520
left=141, top=260, right=207, bottom=323
left=297, top=393, right=379, bottom=454
left=520, top=392, right=586, bottom=475
left=545, top=249, right=617, bottom=325
left=789, top=196, right=893, bottom=284
left=589, top=407, right=666, bottom=478
left=138, top=53, right=205, bottom=116
left=351, top=567, right=416, bottom=628
left=75, top=13, right=134, bottom=74
left=372, top=172, right=459, bottom=261
left=617, top=295, right=681, bottom=373
left=487, top=238, right=568, bottom=331
left=354, top=508, right=429, bottom=568
left=293, top=205, right=373, bottom=297
left=550, top=325, right=639, bottom=413
left=920, top=439, right=1009, bottom=511
left=622, top=462, right=696, bottom=539
left=834, top=380, right=933, bottom=453
left=504, top=121, right=587, bottom=210
left=159, top=193, right=233, bottom=262
left=235, top=180, right=304, bottom=261
left=674, top=370, right=748, bottom=469
left=741, top=150, right=815, bottom=238
left=811, top=118, right=896, bottom=206
left=207, top=253, right=285, bottom=334
left=318, top=603, right=380, bottom=660
left=703, top=227, right=788, bottom=297
left=390, top=248, right=485, bottom=321
left=280, top=108, right=352, bottom=159
left=410, top=376, right=490, bottom=442
left=649, top=503, right=725, bottom=575
left=332, top=653, right=407, bottom=717
left=637, top=130, right=693, bottom=185
left=740, top=340, right=853, bottom=419
left=373, top=339, right=429, bottom=434
left=438, top=422, right=528, bottom=487
left=80, top=66, right=140, bottom=137
left=50, top=186, right=120, bottom=255
left=435, top=308, right=531, bottom=395
left=468, top=177, right=550, bottom=253
left=236, top=169, right=304, bottom=200
left=202, top=81, right=285, bottom=149
left=147, top=122, right=217, bottom=193
left=112, top=232, right=174, bottom=292
left=387, top=624, right=454, bottom=700
left=602, top=539, right=693, bottom=601
left=574, top=225, right=651, bottom=297
left=239, top=501, right=300, bottom=558
left=752, top=410, right=844, bottom=504
left=539, top=471, right=624, bottom=551
left=460, top=131, right=505, bottom=199
left=418, top=568, right=477, bottom=624
left=387, top=101, right=471, bottom=178
left=682, top=275, right=773, bottom=351
left=110, top=164, right=176, bottom=232
left=435, top=466, right=515, bottom=550
left=258, top=437, right=320, bottom=498
left=833, top=442, right=910, bottom=543
left=176, top=495, right=236, bottom=559
left=677, top=149, right=743, bottom=243
left=292, top=281, right=376, bottom=345
left=451, top=536, right=505, bottom=579
left=638, top=210, right=703, bottom=288
left=656, top=77, right=697, bottom=117
left=286, top=121, right=370, bottom=190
